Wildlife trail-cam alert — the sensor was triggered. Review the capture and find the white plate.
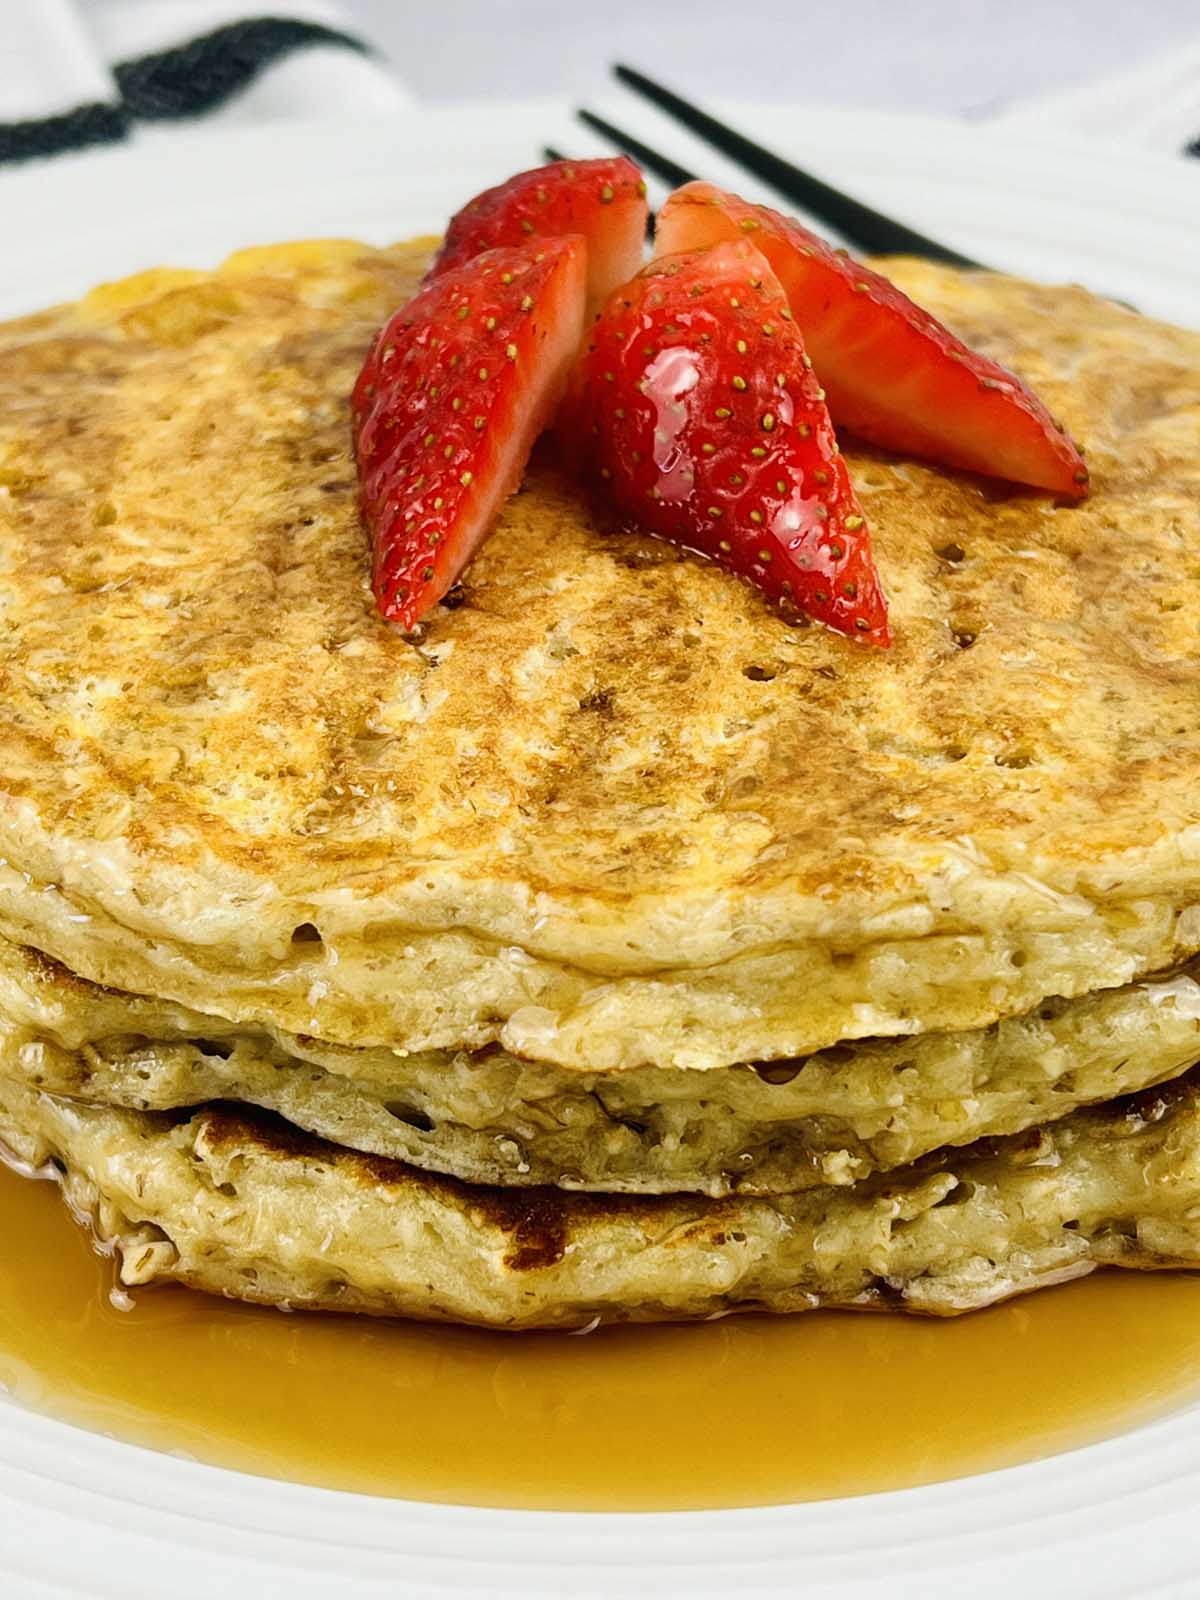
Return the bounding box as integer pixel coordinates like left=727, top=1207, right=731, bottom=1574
left=1, top=100, right=1198, bottom=1599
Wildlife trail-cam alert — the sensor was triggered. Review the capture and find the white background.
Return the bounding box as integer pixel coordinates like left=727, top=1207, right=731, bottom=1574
left=340, top=0, right=1199, bottom=125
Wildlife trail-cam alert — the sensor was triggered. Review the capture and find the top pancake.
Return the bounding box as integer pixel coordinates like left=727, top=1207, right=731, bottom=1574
left=0, top=239, right=1198, bottom=1071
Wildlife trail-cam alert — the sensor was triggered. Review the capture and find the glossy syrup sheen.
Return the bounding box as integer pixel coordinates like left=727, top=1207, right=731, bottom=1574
left=4, top=1158, right=1200, bottom=1511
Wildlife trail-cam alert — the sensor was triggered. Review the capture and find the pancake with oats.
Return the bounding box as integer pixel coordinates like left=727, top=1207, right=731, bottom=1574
left=0, top=242, right=1199, bottom=1072
left=3, top=935, right=1200, bottom=1196
left=4, top=1065, right=1200, bottom=1329
left=5, top=229, right=1200, bottom=1330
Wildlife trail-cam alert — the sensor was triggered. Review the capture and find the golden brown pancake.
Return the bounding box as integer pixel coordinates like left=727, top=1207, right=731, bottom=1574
left=0, top=243, right=1198, bottom=1071
left=3, top=934, right=1200, bottom=1195
left=4, top=1065, right=1200, bottom=1329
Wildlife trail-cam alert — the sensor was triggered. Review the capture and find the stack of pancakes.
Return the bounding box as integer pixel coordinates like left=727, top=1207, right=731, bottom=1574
left=1, top=238, right=1199, bottom=1328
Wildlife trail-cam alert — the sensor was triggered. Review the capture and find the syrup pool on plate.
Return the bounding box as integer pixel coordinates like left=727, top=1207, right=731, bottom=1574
left=3, top=1156, right=1200, bottom=1510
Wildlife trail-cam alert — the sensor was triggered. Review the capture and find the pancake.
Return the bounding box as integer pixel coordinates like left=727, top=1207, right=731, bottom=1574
left=3, top=936, right=1200, bottom=1194
left=0, top=244, right=1199, bottom=1071
left=4, top=1065, right=1200, bottom=1329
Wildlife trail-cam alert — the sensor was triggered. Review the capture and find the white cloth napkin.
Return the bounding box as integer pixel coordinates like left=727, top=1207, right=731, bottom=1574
left=0, top=0, right=410, bottom=163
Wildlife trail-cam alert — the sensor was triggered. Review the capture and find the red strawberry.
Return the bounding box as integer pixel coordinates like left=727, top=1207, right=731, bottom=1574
left=428, top=157, right=647, bottom=317
left=352, top=237, right=586, bottom=629
left=655, top=183, right=1088, bottom=498
left=563, top=240, right=890, bottom=645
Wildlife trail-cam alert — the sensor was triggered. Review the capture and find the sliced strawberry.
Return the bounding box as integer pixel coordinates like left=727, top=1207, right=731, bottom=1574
left=563, top=240, right=890, bottom=645
left=428, top=157, right=647, bottom=317
left=352, top=237, right=586, bottom=629
left=655, top=183, right=1088, bottom=498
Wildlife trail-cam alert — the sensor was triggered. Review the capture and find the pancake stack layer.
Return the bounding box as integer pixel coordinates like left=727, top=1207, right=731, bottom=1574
left=0, top=238, right=1198, bottom=1327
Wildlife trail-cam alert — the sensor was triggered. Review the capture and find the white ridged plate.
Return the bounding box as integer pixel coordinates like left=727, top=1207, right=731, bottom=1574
left=0, top=100, right=1198, bottom=1598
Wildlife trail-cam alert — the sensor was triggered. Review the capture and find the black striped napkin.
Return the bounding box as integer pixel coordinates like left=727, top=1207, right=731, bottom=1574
left=0, top=1, right=410, bottom=165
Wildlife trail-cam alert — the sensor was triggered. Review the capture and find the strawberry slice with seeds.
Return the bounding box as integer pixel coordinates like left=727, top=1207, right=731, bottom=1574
left=428, top=157, right=647, bottom=317
left=655, top=182, right=1088, bottom=498
left=352, top=237, right=586, bottom=629
left=563, top=240, right=890, bottom=645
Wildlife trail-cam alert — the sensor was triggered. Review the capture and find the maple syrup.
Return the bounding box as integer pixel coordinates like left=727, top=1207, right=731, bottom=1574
left=3, top=1155, right=1200, bottom=1511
